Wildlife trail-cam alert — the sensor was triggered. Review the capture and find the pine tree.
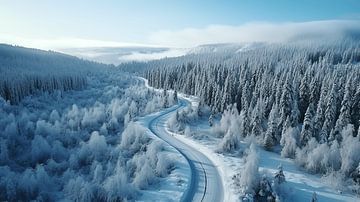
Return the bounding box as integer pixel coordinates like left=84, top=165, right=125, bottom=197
left=221, top=75, right=231, bottom=112
left=257, top=176, right=274, bottom=201
left=320, top=82, right=339, bottom=143
left=251, top=98, right=265, bottom=137
left=264, top=104, right=279, bottom=150
left=331, top=79, right=353, bottom=142
left=311, top=192, right=318, bottom=202
left=208, top=114, right=214, bottom=127
left=279, top=74, right=293, bottom=132
left=162, top=89, right=169, bottom=108
left=299, top=72, right=310, bottom=122
left=300, top=103, right=314, bottom=147
left=175, top=110, right=180, bottom=122
left=314, top=80, right=329, bottom=141
left=241, top=80, right=251, bottom=111
left=274, top=164, right=285, bottom=184
left=351, top=85, right=360, bottom=132
left=173, top=89, right=178, bottom=103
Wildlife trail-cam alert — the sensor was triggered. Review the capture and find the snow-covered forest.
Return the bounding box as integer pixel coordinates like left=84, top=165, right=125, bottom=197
left=0, top=44, right=111, bottom=104
left=3, top=0, right=360, bottom=201
left=135, top=40, right=360, bottom=195
left=0, top=45, right=179, bottom=201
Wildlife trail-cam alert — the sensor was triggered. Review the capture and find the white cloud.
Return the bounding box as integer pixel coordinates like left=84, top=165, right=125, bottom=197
left=117, top=48, right=188, bottom=62
left=0, top=20, right=360, bottom=52
left=148, top=20, right=360, bottom=48
left=0, top=35, right=160, bottom=50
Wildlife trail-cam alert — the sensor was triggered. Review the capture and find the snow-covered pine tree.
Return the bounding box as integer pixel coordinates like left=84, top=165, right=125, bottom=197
left=311, top=192, right=318, bottom=202
left=313, top=78, right=329, bottom=141
left=300, top=103, right=315, bottom=147
left=274, top=164, right=285, bottom=184
left=320, top=81, right=339, bottom=143
left=299, top=70, right=311, bottom=122
left=208, top=114, right=214, bottom=127
left=331, top=78, right=353, bottom=142
left=264, top=104, right=279, bottom=150
left=173, top=89, right=178, bottom=104
left=279, top=74, right=294, bottom=133
left=162, top=89, right=169, bottom=108
left=251, top=98, right=265, bottom=137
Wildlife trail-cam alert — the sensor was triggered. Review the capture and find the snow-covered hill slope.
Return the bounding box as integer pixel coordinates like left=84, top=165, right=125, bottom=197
left=0, top=44, right=110, bottom=103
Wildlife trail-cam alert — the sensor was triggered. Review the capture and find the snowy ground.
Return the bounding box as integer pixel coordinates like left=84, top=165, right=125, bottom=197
left=168, top=95, right=359, bottom=202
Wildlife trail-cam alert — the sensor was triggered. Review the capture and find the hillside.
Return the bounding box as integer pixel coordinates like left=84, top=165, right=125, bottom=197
left=0, top=44, right=110, bottom=103
left=124, top=40, right=360, bottom=199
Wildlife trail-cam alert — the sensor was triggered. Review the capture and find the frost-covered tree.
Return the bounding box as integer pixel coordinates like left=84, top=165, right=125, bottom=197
left=331, top=79, right=353, bottom=142
left=263, top=104, right=279, bottom=150
left=173, top=89, right=178, bottom=103
left=320, top=82, right=339, bottom=143
left=250, top=98, right=265, bottom=137
left=274, top=164, right=286, bottom=184
left=300, top=103, right=315, bottom=147
left=257, top=175, right=275, bottom=201
left=299, top=70, right=311, bottom=122
left=280, top=126, right=299, bottom=158
left=132, top=40, right=360, bottom=188
left=162, top=89, right=169, bottom=108
left=217, top=105, right=244, bottom=152
left=237, top=143, right=259, bottom=196
left=208, top=114, right=214, bottom=127
left=279, top=74, right=294, bottom=131
left=311, top=192, right=318, bottom=202
left=0, top=44, right=109, bottom=104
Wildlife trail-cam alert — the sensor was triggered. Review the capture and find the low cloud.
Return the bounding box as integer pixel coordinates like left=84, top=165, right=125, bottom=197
left=60, top=47, right=188, bottom=65
left=148, top=20, right=360, bottom=48
left=117, top=48, right=188, bottom=62
left=0, top=35, right=159, bottom=50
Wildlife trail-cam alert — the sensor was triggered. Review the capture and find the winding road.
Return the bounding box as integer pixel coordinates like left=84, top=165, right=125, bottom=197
left=139, top=92, right=224, bottom=202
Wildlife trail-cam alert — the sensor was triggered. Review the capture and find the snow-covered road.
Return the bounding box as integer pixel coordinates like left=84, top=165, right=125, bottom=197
left=136, top=78, right=224, bottom=202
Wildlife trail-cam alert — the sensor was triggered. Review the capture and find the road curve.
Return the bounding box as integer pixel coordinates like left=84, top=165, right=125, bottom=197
left=140, top=97, right=224, bottom=202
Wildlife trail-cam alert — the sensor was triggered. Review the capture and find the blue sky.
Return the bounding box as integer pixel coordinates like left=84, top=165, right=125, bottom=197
left=0, top=0, right=359, bottom=48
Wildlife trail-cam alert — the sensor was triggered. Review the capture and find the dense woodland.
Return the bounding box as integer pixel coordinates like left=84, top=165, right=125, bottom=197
left=0, top=45, right=177, bottom=201
left=138, top=41, right=360, bottom=189
left=0, top=44, right=111, bottom=104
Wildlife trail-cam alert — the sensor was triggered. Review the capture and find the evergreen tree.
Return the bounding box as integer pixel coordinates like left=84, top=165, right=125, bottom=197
left=320, top=82, right=339, bottom=143
left=311, top=192, right=318, bottom=202
left=162, top=89, right=169, bottom=108
left=173, top=89, right=178, bottom=103
left=279, top=74, right=293, bottom=132
left=274, top=165, right=286, bottom=184
left=300, top=103, right=315, bottom=147
left=351, top=86, right=360, bottom=133
left=251, top=98, right=265, bottom=137
left=257, top=176, right=275, bottom=201
left=299, top=72, right=310, bottom=122
left=331, top=79, right=353, bottom=142
left=264, top=104, right=279, bottom=150
left=208, top=114, right=214, bottom=127
left=314, top=80, right=329, bottom=141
